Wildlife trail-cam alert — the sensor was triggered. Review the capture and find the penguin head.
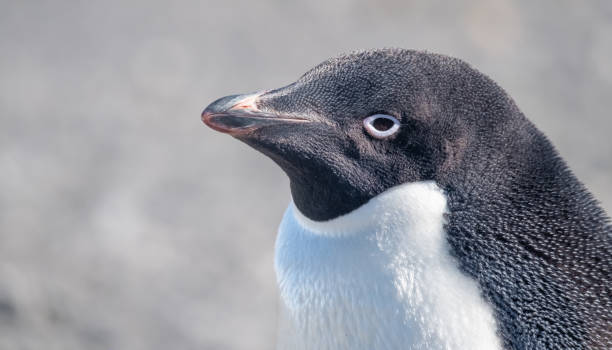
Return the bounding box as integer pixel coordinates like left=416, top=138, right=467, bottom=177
left=203, top=49, right=526, bottom=221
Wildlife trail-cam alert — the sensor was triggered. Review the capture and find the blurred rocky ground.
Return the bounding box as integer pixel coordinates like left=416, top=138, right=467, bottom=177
left=0, top=0, right=610, bottom=349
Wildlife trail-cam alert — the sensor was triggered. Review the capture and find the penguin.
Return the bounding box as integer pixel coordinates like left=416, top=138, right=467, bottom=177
left=201, top=49, right=611, bottom=349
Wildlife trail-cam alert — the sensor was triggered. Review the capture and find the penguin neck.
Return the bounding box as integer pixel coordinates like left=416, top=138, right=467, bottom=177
left=274, top=181, right=502, bottom=350
left=290, top=181, right=441, bottom=236
left=288, top=175, right=373, bottom=222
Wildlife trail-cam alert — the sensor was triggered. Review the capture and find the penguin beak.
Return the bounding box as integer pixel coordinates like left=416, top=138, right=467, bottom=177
left=201, top=93, right=309, bottom=136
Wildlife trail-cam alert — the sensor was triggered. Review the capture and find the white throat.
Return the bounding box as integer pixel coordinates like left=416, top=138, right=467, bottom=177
left=274, top=181, right=502, bottom=350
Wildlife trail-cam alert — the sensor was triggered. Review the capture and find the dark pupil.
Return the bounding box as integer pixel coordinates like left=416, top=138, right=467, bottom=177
left=372, top=117, right=395, bottom=131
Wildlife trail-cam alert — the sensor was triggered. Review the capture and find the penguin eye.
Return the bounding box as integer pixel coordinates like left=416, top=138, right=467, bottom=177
left=363, top=114, right=400, bottom=139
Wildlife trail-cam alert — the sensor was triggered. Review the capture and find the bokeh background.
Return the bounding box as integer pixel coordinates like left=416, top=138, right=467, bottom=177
left=1, top=0, right=610, bottom=349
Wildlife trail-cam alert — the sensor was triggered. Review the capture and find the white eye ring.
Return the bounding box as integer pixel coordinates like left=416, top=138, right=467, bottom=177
left=363, top=114, right=400, bottom=139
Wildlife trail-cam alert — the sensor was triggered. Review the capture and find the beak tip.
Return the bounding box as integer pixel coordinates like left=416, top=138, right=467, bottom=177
left=200, top=111, right=210, bottom=126
left=201, top=110, right=232, bottom=134
left=201, top=93, right=259, bottom=134
left=201, top=110, right=210, bottom=125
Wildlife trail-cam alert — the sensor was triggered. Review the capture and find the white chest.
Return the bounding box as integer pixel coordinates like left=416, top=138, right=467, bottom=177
left=274, top=182, right=502, bottom=350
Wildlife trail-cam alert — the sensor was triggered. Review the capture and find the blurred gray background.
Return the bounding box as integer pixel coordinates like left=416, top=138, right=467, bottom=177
left=0, top=0, right=610, bottom=349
